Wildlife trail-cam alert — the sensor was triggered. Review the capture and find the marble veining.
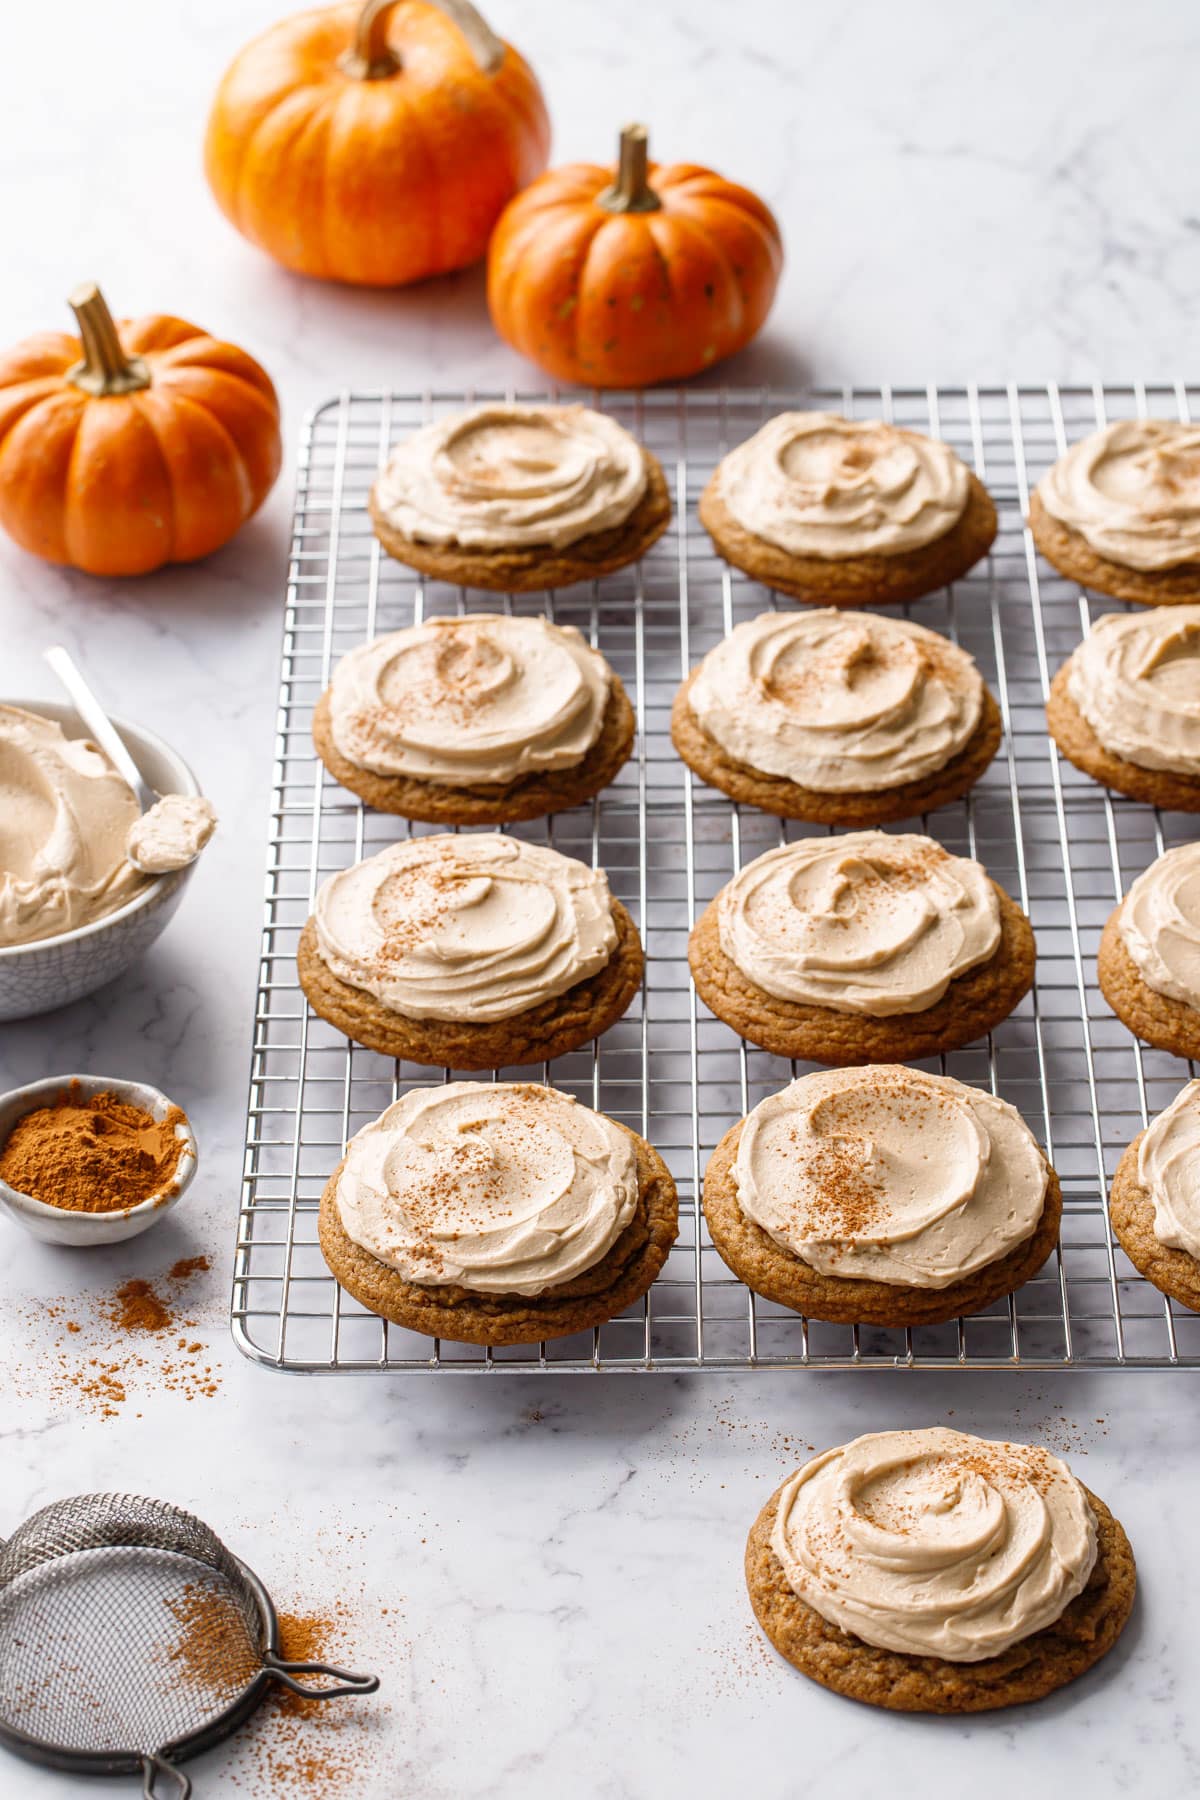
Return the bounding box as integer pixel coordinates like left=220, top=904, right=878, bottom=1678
left=2, top=0, right=1199, bottom=1793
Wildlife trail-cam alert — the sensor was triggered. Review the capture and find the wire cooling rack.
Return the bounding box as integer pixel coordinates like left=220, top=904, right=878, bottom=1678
left=234, top=381, right=1200, bottom=1374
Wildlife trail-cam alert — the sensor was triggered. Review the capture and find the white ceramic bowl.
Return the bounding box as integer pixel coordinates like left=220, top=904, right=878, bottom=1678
left=0, top=1073, right=198, bottom=1246
left=0, top=700, right=201, bottom=1021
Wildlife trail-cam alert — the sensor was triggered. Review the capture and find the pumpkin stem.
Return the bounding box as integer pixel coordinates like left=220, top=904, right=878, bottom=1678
left=597, top=124, right=662, bottom=215
left=341, top=0, right=504, bottom=79
left=66, top=284, right=151, bottom=398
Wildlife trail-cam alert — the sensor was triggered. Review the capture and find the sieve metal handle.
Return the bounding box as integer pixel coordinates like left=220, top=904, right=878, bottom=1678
left=141, top=1754, right=191, bottom=1799
left=261, top=1653, right=380, bottom=1700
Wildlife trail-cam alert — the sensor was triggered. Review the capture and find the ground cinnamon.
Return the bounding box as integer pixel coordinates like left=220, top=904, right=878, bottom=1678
left=0, top=1082, right=187, bottom=1213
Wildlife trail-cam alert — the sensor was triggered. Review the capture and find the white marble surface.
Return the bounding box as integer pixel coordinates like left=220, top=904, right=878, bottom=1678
left=2, top=1, right=1199, bottom=1793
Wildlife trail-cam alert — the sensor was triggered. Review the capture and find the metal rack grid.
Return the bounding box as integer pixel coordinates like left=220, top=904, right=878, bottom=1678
left=233, top=381, right=1200, bottom=1374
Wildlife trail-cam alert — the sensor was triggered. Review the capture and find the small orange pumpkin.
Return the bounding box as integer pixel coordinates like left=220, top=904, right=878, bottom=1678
left=0, top=285, right=281, bottom=577
left=204, top=0, right=551, bottom=287
left=487, top=122, right=784, bottom=389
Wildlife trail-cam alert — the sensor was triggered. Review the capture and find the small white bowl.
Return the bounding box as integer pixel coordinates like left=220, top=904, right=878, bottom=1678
left=0, top=1073, right=198, bottom=1246
left=0, top=700, right=202, bottom=1022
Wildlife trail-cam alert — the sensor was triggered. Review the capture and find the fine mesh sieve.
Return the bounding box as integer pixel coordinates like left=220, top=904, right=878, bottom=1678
left=0, top=1492, right=379, bottom=1797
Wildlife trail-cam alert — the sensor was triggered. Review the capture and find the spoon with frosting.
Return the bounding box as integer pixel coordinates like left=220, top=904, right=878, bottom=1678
left=43, top=646, right=216, bottom=875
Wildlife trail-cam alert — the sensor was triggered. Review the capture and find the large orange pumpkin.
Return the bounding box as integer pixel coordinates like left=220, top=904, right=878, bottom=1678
left=487, top=123, right=784, bottom=388
left=204, top=0, right=551, bottom=287
left=0, top=285, right=281, bottom=577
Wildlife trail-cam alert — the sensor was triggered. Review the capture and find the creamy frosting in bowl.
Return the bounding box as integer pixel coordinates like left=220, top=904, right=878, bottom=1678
left=770, top=1427, right=1097, bottom=1659
left=1037, top=420, right=1200, bottom=570
left=372, top=404, right=647, bottom=550
left=335, top=1082, right=639, bottom=1295
left=1138, top=1080, right=1200, bottom=1260
left=687, top=610, right=984, bottom=791
left=1066, top=605, right=1200, bottom=774
left=715, top=412, right=971, bottom=558
left=313, top=834, right=618, bottom=1022
left=717, top=832, right=1001, bottom=1016
left=732, top=1066, right=1048, bottom=1288
left=1118, top=842, right=1200, bottom=1007
left=0, top=704, right=150, bottom=946
left=328, top=615, right=612, bottom=786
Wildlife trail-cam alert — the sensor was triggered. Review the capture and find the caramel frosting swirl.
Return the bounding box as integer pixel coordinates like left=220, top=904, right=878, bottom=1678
left=770, top=1428, right=1098, bottom=1661
left=1119, top=842, right=1200, bottom=1008
left=1036, top=419, right=1200, bottom=570
left=335, top=1082, right=639, bottom=1295
left=0, top=704, right=149, bottom=947
left=1066, top=605, right=1200, bottom=775
left=732, top=1066, right=1048, bottom=1289
left=718, top=833, right=1001, bottom=1016
left=327, top=615, right=611, bottom=786
left=313, top=834, right=618, bottom=1023
left=688, top=610, right=984, bottom=792
left=716, top=412, right=970, bottom=557
left=372, top=404, right=647, bottom=549
left=1138, top=1080, right=1200, bottom=1261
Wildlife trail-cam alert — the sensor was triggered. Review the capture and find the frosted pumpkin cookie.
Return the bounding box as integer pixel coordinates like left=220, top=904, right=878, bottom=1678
left=671, top=610, right=1001, bottom=824
left=1030, top=419, right=1200, bottom=604
left=746, top=1428, right=1135, bottom=1712
left=298, top=834, right=643, bottom=1069
left=1110, top=1081, right=1200, bottom=1311
left=1098, top=842, right=1200, bottom=1060
left=368, top=404, right=670, bottom=592
left=314, top=613, right=635, bottom=823
left=1046, top=605, right=1200, bottom=811
left=319, top=1081, right=678, bottom=1345
left=690, top=833, right=1034, bottom=1063
left=699, top=412, right=996, bottom=604
left=703, top=1065, right=1061, bottom=1326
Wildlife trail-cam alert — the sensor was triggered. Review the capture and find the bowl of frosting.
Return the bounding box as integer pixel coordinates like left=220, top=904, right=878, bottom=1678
left=0, top=700, right=214, bottom=1020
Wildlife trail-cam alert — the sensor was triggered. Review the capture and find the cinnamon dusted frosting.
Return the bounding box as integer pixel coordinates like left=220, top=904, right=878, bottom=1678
left=335, top=1082, right=639, bottom=1295
left=313, top=834, right=617, bottom=1022
left=688, top=610, right=984, bottom=791
left=1066, top=605, right=1200, bottom=775
left=1118, top=842, right=1200, bottom=1008
left=718, top=833, right=1001, bottom=1016
left=1037, top=420, right=1200, bottom=571
left=1138, top=1080, right=1200, bottom=1261
left=0, top=705, right=149, bottom=946
left=770, top=1428, right=1098, bottom=1660
left=732, top=1066, right=1048, bottom=1289
left=372, top=404, right=647, bottom=550
left=716, top=412, right=971, bottom=558
left=327, top=615, right=611, bottom=786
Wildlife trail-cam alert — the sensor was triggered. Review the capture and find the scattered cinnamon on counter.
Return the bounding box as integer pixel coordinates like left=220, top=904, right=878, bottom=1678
left=0, top=1082, right=187, bottom=1213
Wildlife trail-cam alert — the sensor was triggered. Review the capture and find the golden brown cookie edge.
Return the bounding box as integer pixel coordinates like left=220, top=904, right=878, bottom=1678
left=1046, top=662, right=1200, bottom=812
left=1097, top=904, right=1200, bottom=1060
left=1029, top=489, right=1200, bottom=605
left=1109, top=1129, right=1200, bottom=1313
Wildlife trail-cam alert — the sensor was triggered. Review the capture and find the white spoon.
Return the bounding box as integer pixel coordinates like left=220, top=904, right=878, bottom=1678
left=43, top=645, right=214, bottom=874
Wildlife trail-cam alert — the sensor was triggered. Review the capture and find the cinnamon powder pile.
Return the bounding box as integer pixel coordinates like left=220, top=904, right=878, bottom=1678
left=0, top=1083, right=187, bottom=1213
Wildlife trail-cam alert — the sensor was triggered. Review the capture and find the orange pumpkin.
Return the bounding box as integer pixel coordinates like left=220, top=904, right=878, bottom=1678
left=487, top=123, right=784, bottom=389
left=0, top=285, right=281, bottom=577
left=204, top=0, right=551, bottom=287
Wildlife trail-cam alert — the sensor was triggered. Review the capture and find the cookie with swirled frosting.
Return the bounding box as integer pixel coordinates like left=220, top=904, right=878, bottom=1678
left=703, top=1065, right=1061, bottom=1325
left=1046, top=605, right=1200, bottom=811
left=1098, top=843, right=1200, bottom=1061
left=746, top=1429, right=1135, bottom=1712
left=699, top=413, right=997, bottom=605
left=368, top=404, right=671, bottom=592
left=1030, top=420, right=1200, bottom=604
left=313, top=614, right=636, bottom=823
left=671, top=611, right=1002, bottom=824
left=297, top=835, right=644, bottom=1068
left=318, top=1082, right=678, bottom=1345
left=689, top=834, right=1035, bottom=1063
left=1110, top=1081, right=1200, bottom=1312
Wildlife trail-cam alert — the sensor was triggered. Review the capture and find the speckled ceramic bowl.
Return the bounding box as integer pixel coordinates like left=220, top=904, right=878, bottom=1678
left=0, top=1073, right=198, bottom=1245
left=0, top=700, right=201, bottom=1021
